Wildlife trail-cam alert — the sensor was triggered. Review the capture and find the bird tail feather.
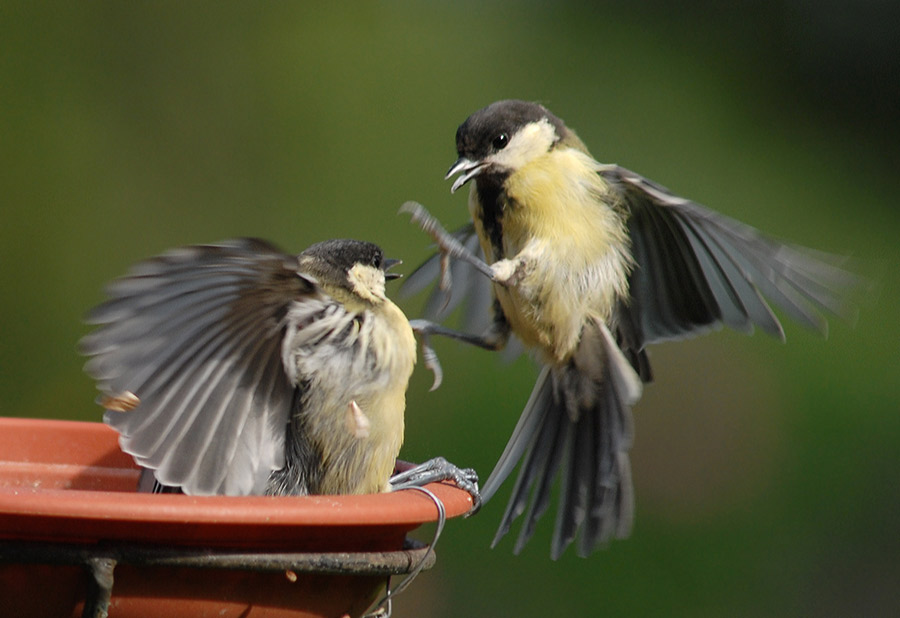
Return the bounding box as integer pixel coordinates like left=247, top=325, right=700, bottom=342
left=484, top=319, right=642, bottom=558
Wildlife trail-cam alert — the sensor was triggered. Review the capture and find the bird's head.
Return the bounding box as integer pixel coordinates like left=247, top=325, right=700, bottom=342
left=445, top=100, right=569, bottom=193
left=299, top=239, right=402, bottom=304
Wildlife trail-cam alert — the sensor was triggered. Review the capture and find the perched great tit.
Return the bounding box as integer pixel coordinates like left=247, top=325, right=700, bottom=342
left=403, top=99, right=864, bottom=558
left=81, top=237, right=478, bottom=499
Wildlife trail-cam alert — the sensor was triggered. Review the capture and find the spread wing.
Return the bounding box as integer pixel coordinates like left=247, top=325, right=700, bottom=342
left=401, top=167, right=864, bottom=557
left=404, top=169, right=863, bottom=358
left=80, top=238, right=319, bottom=496
left=603, top=165, right=865, bottom=352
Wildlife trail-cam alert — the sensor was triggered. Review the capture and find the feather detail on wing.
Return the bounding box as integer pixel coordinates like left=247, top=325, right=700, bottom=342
left=80, top=238, right=319, bottom=496
left=604, top=166, right=866, bottom=348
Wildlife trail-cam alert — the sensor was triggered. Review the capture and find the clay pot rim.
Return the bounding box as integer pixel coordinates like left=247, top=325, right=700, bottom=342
left=0, top=417, right=474, bottom=546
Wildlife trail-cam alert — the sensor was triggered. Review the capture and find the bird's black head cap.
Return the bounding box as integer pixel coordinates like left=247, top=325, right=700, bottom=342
left=302, top=239, right=384, bottom=271
left=300, top=238, right=404, bottom=287
left=455, top=100, right=566, bottom=160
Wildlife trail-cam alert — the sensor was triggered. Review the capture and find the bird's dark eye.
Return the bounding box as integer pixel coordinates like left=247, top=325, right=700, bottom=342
left=492, top=133, right=509, bottom=150
left=372, top=254, right=382, bottom=268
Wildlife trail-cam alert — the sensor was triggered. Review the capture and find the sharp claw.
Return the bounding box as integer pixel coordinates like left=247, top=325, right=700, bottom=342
left=410, top=320, right=444, bottom=391
left=438, top=253, right=452, bottom=312
left=403, top=201, right=456, bottom=304
left=422, top=338, right=443, bottom=391
left=439, top=253, right=452, bottom=292
left=390, top=456, right=482, bottom=515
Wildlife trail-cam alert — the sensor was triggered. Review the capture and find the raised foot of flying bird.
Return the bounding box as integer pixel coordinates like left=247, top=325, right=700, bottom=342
left=390, top=457, right=482, bottom=513
left=400, top=201, right=518, bottom=390
left=401, top=201, right=523, bottom=289
left=402, top=204, right=518, bottom=356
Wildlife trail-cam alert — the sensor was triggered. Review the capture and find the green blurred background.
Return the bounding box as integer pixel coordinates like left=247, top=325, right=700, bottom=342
left=2, top=2, right=899, bottom=616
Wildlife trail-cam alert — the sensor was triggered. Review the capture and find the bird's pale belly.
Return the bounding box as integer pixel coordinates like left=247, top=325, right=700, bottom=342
left=491, top=252, right=605, bottom=364
left=298, top=306, right=415, bottom=495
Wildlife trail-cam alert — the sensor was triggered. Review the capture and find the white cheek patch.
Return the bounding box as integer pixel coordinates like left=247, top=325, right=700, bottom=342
left=489, top=118, right=557, bottom=171
left=347, top=264, right=386, bottom=302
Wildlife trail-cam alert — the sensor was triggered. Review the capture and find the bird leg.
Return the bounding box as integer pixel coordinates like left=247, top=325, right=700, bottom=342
left=390, top=456, right=482, bottom=514
left=410, top=319, right=504, bottom=351
left=401, top=201, right=503, bottom=288
left=401, top=201, right=526, bottom=288
left=410, top=318, right=510, bottom=393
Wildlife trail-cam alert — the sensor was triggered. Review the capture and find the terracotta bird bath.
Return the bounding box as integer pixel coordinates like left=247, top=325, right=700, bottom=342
left=0, top=417, right=473, bottom=617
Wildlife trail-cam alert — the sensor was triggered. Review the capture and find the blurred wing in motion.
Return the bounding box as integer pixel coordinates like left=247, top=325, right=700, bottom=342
left=81, top=238, right=318, bottom=496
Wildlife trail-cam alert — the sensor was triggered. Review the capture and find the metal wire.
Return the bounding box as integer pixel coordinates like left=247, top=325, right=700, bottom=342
left=364, top=485, right=446, bottom=618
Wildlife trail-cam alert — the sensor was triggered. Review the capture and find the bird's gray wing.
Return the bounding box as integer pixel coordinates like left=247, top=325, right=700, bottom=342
left=80, top=238, right=319, bottom=496
left=485, top=166, right=867, bottom=558
left=602, top=165, right=865, bottom=349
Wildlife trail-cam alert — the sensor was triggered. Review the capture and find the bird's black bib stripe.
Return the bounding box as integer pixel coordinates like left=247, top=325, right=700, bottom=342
left=475, top=173, right=509, bottom=259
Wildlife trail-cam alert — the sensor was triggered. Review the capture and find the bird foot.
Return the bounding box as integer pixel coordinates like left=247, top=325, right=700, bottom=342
left=490, top=258, right=527, bottom=287
left=390, top=456, right=482, bottom=514
left=400, top=202, right=496, bottom=291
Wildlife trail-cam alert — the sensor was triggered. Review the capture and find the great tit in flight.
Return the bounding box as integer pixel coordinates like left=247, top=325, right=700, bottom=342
left=403, top=99, right=863, bottom=558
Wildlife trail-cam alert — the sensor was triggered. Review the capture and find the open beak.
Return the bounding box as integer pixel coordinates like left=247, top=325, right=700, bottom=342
left=445, top=157, right=486, bottom=194
left=383, top=258, right=403, bottom=280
